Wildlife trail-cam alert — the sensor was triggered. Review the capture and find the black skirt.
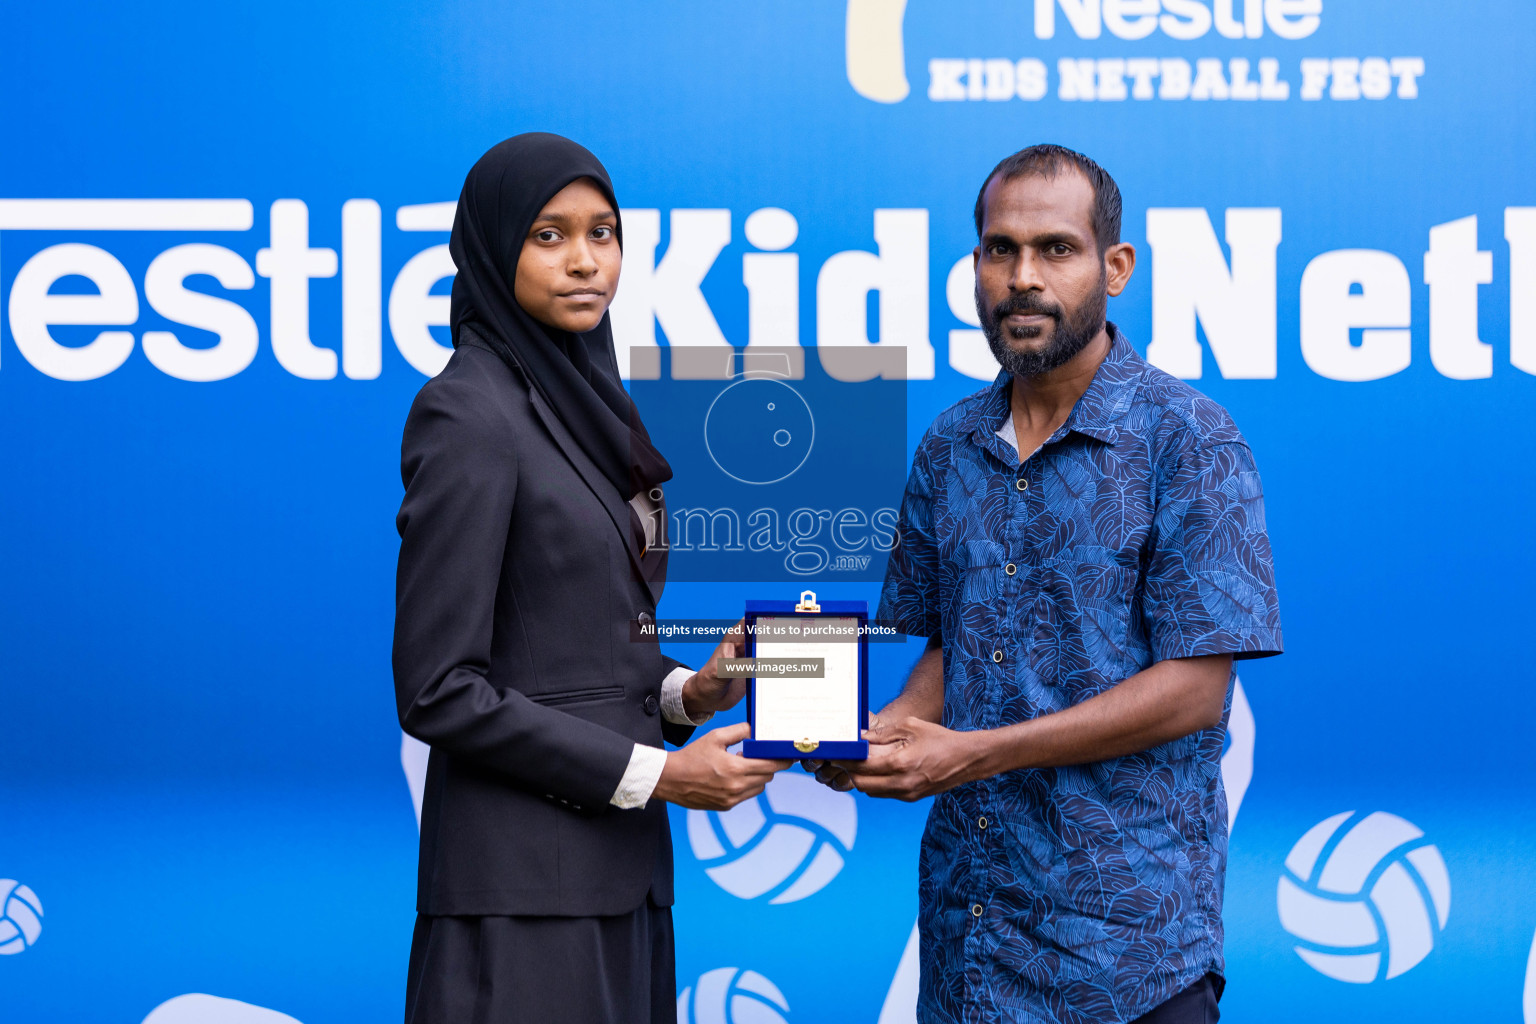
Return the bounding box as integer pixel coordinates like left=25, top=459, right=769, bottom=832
left=404, top=901, right=676, bottom=1024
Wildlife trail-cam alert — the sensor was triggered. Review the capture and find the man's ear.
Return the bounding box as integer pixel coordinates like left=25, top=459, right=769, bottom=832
left=1104, top=242, right=1136, bottom=297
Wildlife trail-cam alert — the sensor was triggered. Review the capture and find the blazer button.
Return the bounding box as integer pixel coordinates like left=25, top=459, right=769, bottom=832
left=638, top=611, right=654, bottom=626
left=643, top=694, right=660, bottom=716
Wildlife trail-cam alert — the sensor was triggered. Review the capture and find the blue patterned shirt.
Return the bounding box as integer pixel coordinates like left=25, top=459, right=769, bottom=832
left=878, top=326, right=1282, bottom=1024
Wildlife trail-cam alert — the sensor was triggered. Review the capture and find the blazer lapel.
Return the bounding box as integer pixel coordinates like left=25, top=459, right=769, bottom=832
left=526, top=387, right=650, bottom=588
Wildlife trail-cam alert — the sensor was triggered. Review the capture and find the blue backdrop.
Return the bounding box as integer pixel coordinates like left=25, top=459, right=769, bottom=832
left=3, top=2, right=1535, bottom=1022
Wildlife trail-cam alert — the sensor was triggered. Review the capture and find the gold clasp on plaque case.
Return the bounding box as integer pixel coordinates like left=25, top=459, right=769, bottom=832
left=788, top=593, right=822, bottom=752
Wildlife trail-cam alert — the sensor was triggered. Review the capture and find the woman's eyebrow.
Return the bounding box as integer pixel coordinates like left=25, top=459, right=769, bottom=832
left=529, top=208, right=617, bottom=228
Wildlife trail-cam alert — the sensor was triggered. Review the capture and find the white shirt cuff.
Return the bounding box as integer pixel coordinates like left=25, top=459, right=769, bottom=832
left=610, top=743, right=668, bottom=809
left=661, top=665, right=713, bottom=726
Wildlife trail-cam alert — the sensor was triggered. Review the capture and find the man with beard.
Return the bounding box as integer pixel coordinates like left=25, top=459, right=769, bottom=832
left=818, top=146, right=1283, bottom=1022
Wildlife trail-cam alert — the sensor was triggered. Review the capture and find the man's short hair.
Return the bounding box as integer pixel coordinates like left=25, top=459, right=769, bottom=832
left=973, top=144, right=1122, bottom=254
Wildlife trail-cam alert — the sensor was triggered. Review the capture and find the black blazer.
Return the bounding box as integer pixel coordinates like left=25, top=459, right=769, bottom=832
left=393, top=333, right=694, bottom=917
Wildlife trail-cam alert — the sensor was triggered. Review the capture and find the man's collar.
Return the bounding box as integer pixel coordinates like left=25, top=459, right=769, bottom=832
left=970, top=322, right=1144, bottom=453
left=1062, top=322, right=1142, bottom=444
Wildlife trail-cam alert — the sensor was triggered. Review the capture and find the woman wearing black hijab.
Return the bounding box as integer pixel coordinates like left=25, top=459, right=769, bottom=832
left=392, top=133, right=787, bottom=1022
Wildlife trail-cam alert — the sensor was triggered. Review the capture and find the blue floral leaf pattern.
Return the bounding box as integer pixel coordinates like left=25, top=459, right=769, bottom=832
left=875, top=327, right=1282, bottom=1023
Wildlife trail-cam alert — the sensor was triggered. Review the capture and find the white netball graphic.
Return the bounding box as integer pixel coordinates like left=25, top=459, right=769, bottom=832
left=1278, top=811, right=1450, bottom=983
left=1523, top=927, right=1536, bottom=1023
left=402, top=730, right=429, bottom=827
left=142, top=994, right=303, bottom=1024
left=678, top=967, right=789, bottom=1024
left=1220, top=677, right=1255, bottom=829
left=687, top=771, right=856, bottom=903
left=0, top=880, right=43, bottom=955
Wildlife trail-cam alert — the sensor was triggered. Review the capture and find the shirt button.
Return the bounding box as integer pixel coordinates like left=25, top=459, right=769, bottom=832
left=992, top=649, right=1003, bottom=663
left=643, top=694, right=660, bottom=716
left=971, top=903, right=984, bottom=918
left=1004, top=562, right=1017, bottom=576
left=1015, top=477, right=1029, bottom=491
left=978, top=816, right=988, bottom=829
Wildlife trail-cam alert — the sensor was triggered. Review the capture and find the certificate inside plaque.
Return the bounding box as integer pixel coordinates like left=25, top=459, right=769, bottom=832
left=754, top=615, right=859, bottom=741
left=743, top=600, right=869, bottom=760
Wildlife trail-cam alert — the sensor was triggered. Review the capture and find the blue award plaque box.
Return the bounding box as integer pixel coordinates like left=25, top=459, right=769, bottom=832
left=742, top=591, right=870, bottom=760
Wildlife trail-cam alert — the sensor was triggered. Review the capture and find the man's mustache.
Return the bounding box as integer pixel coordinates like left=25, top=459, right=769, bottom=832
left=990, top=292, right=1062, bottom=322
